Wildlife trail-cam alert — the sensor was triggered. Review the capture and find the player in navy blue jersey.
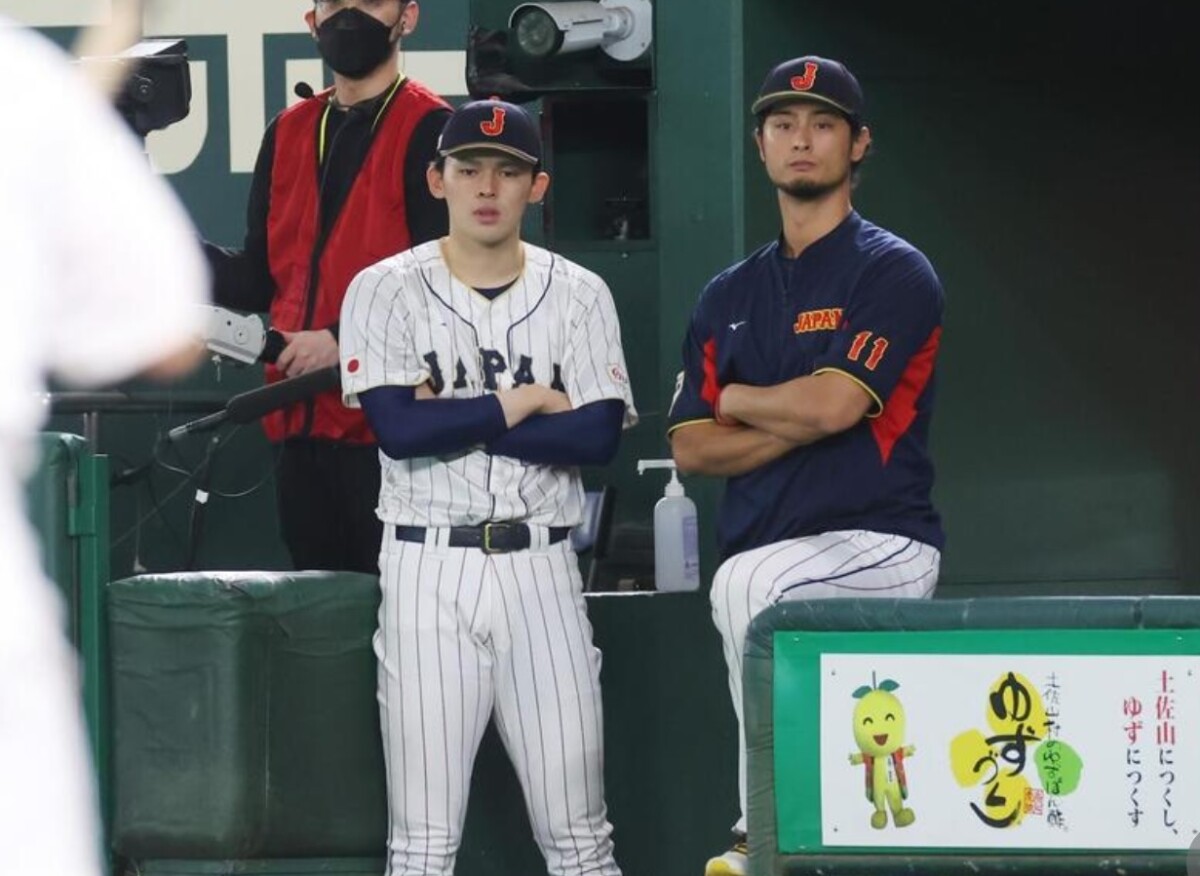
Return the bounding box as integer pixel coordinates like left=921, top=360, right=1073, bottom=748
left=667, top=56, right=945, bottom=876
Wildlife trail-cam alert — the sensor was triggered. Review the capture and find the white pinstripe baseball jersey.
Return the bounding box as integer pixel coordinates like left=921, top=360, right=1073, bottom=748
left=340, top=240, right=637, bottom=528
left=339, top=235, right=633, bottom=876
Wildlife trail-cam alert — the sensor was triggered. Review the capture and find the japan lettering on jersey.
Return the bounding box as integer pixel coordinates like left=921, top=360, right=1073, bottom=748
left=340, top=240, right=637, bottom=528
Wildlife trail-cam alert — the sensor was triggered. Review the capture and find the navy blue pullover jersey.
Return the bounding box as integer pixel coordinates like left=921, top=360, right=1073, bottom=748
left=668, top=211, right=945, bottom=560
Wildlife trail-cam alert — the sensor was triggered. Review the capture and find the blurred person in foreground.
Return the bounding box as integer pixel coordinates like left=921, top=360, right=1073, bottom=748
left=0, top=17, right=208, bottom=875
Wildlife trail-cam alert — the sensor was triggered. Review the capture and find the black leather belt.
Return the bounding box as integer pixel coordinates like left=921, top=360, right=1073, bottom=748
left=394, top=523, right=571, bottom=554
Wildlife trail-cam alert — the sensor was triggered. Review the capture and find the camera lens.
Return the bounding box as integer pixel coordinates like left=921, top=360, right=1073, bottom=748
left=513, top=7, right=562, bottom=59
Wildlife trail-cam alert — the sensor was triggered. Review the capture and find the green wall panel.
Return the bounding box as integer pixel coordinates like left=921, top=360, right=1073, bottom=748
left=654, top=0, right=748, bottom=582
left=737, top=0, right=1200, bottom=593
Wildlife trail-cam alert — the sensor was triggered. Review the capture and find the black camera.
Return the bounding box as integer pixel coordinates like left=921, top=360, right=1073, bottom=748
left=83, top=38, right=192, bottom=138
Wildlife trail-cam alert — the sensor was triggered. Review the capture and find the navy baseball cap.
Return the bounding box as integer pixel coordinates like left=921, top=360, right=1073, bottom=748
left=752, top=56, right=864, bottom=124
left=437, top=98, right=542, bottom=165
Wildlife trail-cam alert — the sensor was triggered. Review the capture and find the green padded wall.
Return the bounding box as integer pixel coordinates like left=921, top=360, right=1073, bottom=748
left=108, top=573, right=736, bottom=875
left=108, top=572, right=386, bottom=859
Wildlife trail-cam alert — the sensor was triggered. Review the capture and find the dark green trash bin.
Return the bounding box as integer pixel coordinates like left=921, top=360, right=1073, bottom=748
left=108, top=572, right=387, bottom=860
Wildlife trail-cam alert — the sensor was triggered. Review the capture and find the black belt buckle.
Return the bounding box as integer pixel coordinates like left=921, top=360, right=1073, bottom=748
left=482, top=522, right=518, bottom=554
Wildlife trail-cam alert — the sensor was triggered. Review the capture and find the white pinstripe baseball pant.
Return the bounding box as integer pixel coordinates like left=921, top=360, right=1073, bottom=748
left=710, top=529, right=940, bottom=834
left=376, top=530, right=621, bottom=876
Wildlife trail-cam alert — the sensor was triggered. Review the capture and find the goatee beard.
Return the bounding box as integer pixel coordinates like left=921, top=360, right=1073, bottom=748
left=779, top=177, right=842, bottom=202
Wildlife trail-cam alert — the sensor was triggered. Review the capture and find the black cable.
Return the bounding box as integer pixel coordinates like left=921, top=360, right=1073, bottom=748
left=109, top=463, right=196, bottom=550
left=108, top=437, right=190, bottom=555
left=142, top=459, right=188, bottom=555
left=155, top=432, right=196, bottom=479
left=207, top=427, right=282, bottom=499
left=107, top=450, right=147, bottom=487
left=156, top=424, right=279, bottom=500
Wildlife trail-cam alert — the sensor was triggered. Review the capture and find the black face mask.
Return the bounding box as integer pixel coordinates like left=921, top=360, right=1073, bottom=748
left=317, top=7, right=399, bottom=80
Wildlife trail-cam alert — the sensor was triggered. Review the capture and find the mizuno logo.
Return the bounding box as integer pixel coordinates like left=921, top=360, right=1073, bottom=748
left=729, top=321, right=748, bottom=332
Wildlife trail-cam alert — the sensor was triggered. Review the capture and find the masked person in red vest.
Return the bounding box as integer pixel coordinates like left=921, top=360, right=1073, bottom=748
left=205, top=0, right=450, bottom=573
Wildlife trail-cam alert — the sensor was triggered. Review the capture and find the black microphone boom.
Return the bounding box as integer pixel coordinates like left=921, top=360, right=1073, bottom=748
left=294, top=81, right=315, bottom=100
left=226, top=365, right=340, bottom=424
left=168, top=366, right=340, bottom=441
left=166, top=409, right=228, bottom=441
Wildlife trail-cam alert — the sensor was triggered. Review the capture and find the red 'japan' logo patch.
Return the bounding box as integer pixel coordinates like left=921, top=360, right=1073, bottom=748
left=348, top=358, right=361, bottom=374
left=790, top=62, right=818, bottom=92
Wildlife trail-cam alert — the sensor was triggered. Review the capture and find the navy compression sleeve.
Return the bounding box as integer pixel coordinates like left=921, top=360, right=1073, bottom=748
left=487, top=399, right=624, bottom=466
left=359, top=386, right=507, bottom=459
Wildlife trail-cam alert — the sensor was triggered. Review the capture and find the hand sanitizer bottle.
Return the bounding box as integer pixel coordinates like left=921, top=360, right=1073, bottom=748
left=637, top=459, right=700, bottom=592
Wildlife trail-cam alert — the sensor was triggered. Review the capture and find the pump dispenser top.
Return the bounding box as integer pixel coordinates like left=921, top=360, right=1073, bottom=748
left=637, top=459, right=685, bottom=497
left=637, top=459, right=700, bottom=592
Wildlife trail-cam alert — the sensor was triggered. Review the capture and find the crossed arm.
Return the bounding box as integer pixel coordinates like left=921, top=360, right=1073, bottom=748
left=670, top=371, right=872, bottom=477
left=360, top=382, right=625, bottom=467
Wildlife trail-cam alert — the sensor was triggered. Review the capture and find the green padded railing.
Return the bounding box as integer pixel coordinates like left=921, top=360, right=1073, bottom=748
left=25, top=432, right=111, bottom=820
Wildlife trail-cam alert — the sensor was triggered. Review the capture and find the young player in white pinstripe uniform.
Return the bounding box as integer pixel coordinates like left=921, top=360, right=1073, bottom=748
left=339, top=98, right=636, bottom=876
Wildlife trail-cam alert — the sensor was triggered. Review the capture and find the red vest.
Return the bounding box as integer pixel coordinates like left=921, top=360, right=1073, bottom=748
left=861, top=749, right=909, bottom=801
left=264, top=79, right=448, bottom=443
